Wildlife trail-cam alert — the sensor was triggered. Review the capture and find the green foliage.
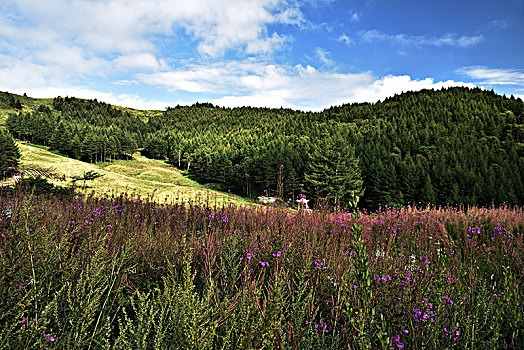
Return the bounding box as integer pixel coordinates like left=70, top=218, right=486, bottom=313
left=17, top=176, right=74, bottom=197
left=3, top=88, right=524, bottom=209
left=72, top=171, right=105, bottom=190
left=0, top=128, right=21, bottom=179
left=305, top=131, right=363, bottom=209
left=1, top=185, right=523, bottom=349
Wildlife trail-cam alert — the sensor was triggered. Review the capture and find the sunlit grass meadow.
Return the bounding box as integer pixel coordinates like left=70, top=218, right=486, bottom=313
left=18, top=142, right=251, bottom=206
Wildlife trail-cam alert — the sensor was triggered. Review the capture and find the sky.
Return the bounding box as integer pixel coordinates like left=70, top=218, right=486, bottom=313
left=0, top=0, right=523, bottom=111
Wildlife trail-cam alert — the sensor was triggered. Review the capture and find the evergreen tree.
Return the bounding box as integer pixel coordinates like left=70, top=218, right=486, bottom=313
left=120, top=132, right=137, bottom=160
left=143, top=134, right=168, bottom=159
left=50, top=122, right=68, bottom=153
left=13, top=99, right=22, bottom=110
left=80, top=131, right=96, bottom=163
left=421, top=173, right=436, bottom=205
left=0, top=128, right=21, bottom=179
left=305, top=131, right=363, bottom=209
left=69, top=134, right=82, bottom=159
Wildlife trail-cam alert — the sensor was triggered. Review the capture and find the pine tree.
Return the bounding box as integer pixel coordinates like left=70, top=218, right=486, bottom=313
left=0, top=128, right=21, bottom=179
left=421, top=173, right=436, bottom=205
left=69, top=134, right=82, bottom=159
left=80, top=131, right=96, bottom=163
left=305, top=131, right=363, bottom=209
left=50, top=122, right=67, bottom=153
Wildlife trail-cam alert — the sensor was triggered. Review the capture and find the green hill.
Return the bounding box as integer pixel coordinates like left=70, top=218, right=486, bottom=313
left=2, top=87, right=523, bottom=209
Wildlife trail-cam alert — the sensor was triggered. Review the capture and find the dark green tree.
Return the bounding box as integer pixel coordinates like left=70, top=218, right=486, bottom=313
left=305, top=131, right=363, bottom=209
left=420, top=173, right=436, bottom=205
left=0, top=128, right=21, bottom=179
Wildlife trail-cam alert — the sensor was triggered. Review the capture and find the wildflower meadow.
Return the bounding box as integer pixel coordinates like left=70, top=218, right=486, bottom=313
left=0, top=183, right=523, bottom=349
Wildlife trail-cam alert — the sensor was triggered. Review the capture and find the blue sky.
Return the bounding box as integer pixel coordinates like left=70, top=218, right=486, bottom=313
left=1, top=0, right=523, bottom=110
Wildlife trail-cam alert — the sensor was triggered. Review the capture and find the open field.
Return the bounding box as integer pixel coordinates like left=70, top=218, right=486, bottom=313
left=0, top=187, right=522, bottom=349
left=18, top=142, right=252, bottom=206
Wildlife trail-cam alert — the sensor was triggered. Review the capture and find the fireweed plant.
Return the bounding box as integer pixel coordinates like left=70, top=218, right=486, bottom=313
left=0, top=184, right=523, bottom=349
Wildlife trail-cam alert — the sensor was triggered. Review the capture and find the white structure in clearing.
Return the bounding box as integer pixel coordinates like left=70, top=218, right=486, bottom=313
left=296, top=197, right=310, bottom=211
left=258, top=196, right=279, bottom=204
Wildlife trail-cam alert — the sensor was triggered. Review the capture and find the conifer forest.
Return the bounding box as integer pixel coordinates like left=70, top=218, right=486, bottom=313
left=3, top=87, right=524, bottom=210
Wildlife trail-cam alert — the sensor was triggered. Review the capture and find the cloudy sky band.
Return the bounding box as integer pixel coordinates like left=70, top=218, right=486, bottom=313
left=0, top=0, right=523, bottom=110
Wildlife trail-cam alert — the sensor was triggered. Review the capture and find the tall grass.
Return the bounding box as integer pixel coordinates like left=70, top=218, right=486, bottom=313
left=0, top=185, right=522, bottom=349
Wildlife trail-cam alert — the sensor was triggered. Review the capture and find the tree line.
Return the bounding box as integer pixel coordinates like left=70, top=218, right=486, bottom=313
left=0, top=91, right=23, bottom=110
left=4, top=87, right=524, bottom=209
left=6, top=97, right=142, bottom=162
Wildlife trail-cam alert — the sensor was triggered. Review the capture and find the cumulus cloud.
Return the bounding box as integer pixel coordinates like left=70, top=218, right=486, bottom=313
left=0, top=0, right=490, bottom=111
left=1, top=51, right=477, bottom=111
left=347, top=75, right=476, bottom=105
left=137, top=59, right=475, bottom=110
left=457, top=66, right=524, bottom=85
left=0, top=0, right=308, bottom=96
left=1, top=0, right=302, bottom=58
left=360, top=30, right=483, bottom=48
left=114, top=54, right=168, bottom=72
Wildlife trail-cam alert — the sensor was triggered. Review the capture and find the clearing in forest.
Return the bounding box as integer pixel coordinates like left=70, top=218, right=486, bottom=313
left=17, top=142, right=251, bottom=205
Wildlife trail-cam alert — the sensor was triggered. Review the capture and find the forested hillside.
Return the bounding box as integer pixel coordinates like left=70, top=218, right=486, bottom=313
left=3, top=87, right=524, bottom=209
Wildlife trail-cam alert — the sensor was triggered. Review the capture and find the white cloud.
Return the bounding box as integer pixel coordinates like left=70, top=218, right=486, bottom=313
left=348, top=75, right=476, bottom=105
left=314, top=48, right=335, bottom=67
left=34, top=45, right=110, bottom=78
left=0, top=0, right=489, bottom=112
left=0, top=0, right=306, bottom=93
left=137, top=68, right=226, bottom=93
left=245, top=33, right=287, bottom=56
left=0, top=51, right=167, bottom=90
left=350, top=12, right=361, bottom=22
left=488, top=19, right=511, bottom=29
left=0, top=56, right=49, bottom=88
left=457, top=66, right=524, bottom=85
left=1, top=0, right=302, bottom=58
left=275, top=6, right=305, bottom=26
left=433, top=34, right=482, bottom=48
left=337, top=33, right=353, bottom=46
left=114, top=53, right=168, bottom=72
left=1, top=53, right=478, bottom=111
left=360, top=30, right=483, bottom=48
left=137, top=59, right=476, bottom=110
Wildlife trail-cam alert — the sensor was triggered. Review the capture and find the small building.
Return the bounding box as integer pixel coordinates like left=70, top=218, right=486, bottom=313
left=258, top=196, right=279, bottom=204
left=296, top=197, right=310, bottom=211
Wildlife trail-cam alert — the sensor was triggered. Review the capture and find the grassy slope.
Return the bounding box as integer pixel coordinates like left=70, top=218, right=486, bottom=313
left=1, top=92, right=251, bottom=205
left=0, top=93, right=52, bottom=116
left=18, top=143, right=252, bottom=206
